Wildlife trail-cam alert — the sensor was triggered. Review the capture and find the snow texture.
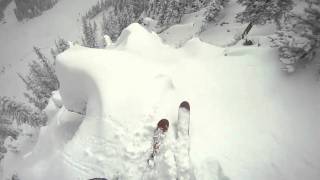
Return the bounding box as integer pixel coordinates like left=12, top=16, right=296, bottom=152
left=2, top=22, right=320, bottom=180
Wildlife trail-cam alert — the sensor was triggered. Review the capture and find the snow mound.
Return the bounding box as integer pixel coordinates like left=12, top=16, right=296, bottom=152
left=3, top=23, right=320, bottom=180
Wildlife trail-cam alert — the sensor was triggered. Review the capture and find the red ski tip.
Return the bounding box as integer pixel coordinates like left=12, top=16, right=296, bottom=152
left=157, top=119, right=169, bottom=132
left=179, top=101, right=190, bottom=111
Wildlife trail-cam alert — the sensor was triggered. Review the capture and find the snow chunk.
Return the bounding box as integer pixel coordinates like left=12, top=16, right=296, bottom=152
left=51, top=91, right=63, bottom=108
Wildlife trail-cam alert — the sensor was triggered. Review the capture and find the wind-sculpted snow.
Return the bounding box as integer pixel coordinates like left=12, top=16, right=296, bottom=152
left=2, top=23, right=320, bottom=180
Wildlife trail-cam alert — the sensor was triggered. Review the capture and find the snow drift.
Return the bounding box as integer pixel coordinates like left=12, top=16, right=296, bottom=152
left=2, top=23, right=320, bottom=180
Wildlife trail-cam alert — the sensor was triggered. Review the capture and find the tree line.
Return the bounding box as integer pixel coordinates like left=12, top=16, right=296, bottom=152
left=13, top=0, right=58, bottom=21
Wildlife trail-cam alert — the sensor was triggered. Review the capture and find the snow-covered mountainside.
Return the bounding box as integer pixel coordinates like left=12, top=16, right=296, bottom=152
left=0, top=0, right=100, bottom=100
left=2, top=23, right=320, bottom=180
left=1, top=0, right=320, bottom=180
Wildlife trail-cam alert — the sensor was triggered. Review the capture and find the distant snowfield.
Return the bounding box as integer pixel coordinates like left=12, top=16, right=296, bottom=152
left=3, top=23, right=320, bottom=180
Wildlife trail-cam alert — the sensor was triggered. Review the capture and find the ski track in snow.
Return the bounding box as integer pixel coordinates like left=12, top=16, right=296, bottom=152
left=62, top=151, right=95, bottom=177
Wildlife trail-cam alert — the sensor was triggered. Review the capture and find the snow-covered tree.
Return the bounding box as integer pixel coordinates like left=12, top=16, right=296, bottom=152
left=145, top=0, right=184, bottom=28
left=51, top=37, right=70, bottom=60
left=236, top=0, right=294, bottom=38
left=86, top=0, right=103, bottom=19
left=81, top=17, right=98, bottom=48
left=0, top=0, right=12, bottom=22
left=156, top=1, right=168, bottom=26
left=204, top=0, right=223, bottom=22
left=14, top=0, right=58, bottom=21
left=0, top=97, right=47, bottom=127
left=302, top=0, right=320, bottom=42
left=0, top=96, right=47, bottom=160
left=130, top=0, right=148, bottom=19
left=271, top=25, right=314, bottom=72
left=101, top=9, right=121, bottom=41
left=19, top=47, right=59, bottom=110
left=165, top=0, right=184, bottom=25
left=119, top=4, right=136, bottom=30
left=101, top=2, right=137, bottom=41
left=270, top=1, right=319, bottom=73
left=191, top=0, right=204, bottom=11
left=237, top=0, right=293, bottom=26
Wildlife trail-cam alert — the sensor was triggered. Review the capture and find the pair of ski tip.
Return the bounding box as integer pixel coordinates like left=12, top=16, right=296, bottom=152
left=88, top=102, right=190, bottom=180
left=157, top=101, right=190, bottom=132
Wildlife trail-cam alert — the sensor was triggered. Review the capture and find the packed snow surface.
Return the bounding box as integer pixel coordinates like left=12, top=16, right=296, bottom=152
left=2, top=23, right=320, bottom=180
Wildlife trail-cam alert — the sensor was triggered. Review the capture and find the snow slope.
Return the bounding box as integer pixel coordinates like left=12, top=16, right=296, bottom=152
left=0, top=0, right=100, bottom=100
left=3, top=23, right=320, bottom=180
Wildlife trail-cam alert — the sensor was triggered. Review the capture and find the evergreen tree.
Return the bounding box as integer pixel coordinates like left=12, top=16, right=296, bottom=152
left=101, top=2, right=138, bottom=41
left=14, top=0, right=58, bottom=21
left=191, top=0, right=203, bottom=11
left=51, top=37, right=70, bottom=60
left=157, top=1, right=167, bottom=26
left=146, top=0, right=161, bottom=19
left=130, top=0, right=148, bottom=19
left=119, top=4, right=136, bottom=30
left=81, top=17, right=98, bottom=48
left=0, top=96, right=47, bottom=160
left=146, top=0, right=184, bottom=28
left=204, top=0, right=223, bottom=22
left=271, top=1, right=319, bottom=73
left=102, top=9, right=120, bottom=41
left=101, top=12, right=108, bottom=36
left=92, top=21, right=98, bottom=47
left=236, top=0, right=294, bottom=38
left=19, top=47, right=59, bottom=110
left=0, top=97, right=47, bottom=127
left=0, top=0, right=13, bottom=22
left=302, top=0, right=320, bottom=43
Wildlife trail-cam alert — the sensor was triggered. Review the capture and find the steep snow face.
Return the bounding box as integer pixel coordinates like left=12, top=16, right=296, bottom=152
left=3, top=23, right=320, bottom=180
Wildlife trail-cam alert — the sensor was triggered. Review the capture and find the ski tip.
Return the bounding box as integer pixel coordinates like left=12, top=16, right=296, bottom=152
left=157, top=119, right=169, bottom=132
left=179, top=101, right=190, bottom=111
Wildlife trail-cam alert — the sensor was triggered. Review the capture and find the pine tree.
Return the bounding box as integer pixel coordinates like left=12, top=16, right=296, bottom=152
left=236, top=0, right=294, bottom=38
left=19, top=47, right=59, bottom=110
left=51, top=37, right=70, bottom=60
left=130, top=0, right=148, bottom=19
left=14, top=0, right=58, bottom=21
left=81, top=17, right=98, bottom=48
left=0, top=97, right=47, bottom=127
left=101, top=2, right=138, bottom=41
left=92, top=21, right=98, bottom=47
left=101, top=12, right=108, bottom=36
left=146, top=0, right=184, bottom=28
left=119, top=4, right=135, bottom=30
left=146, top=0, right=161, bottom=19
left=271, top=1, right=319, bottom=73
left=157, top=0, right=168, bottom=26
left=165, top=0, right=183, bottom=25
left=0, top=0, right=12, bottom=22
left=302, top=0, right=320, bottom=43
left=102, top=9, right=121, bottom=41
left=204, top=0, right=223, bottom=22
left=81, top=17, right=90, bottom=47
left=99, top=0, right=149, bottom=41
left=191, top=0, right=203, bottom=11
left=0, top=96, right=47, bottom=160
